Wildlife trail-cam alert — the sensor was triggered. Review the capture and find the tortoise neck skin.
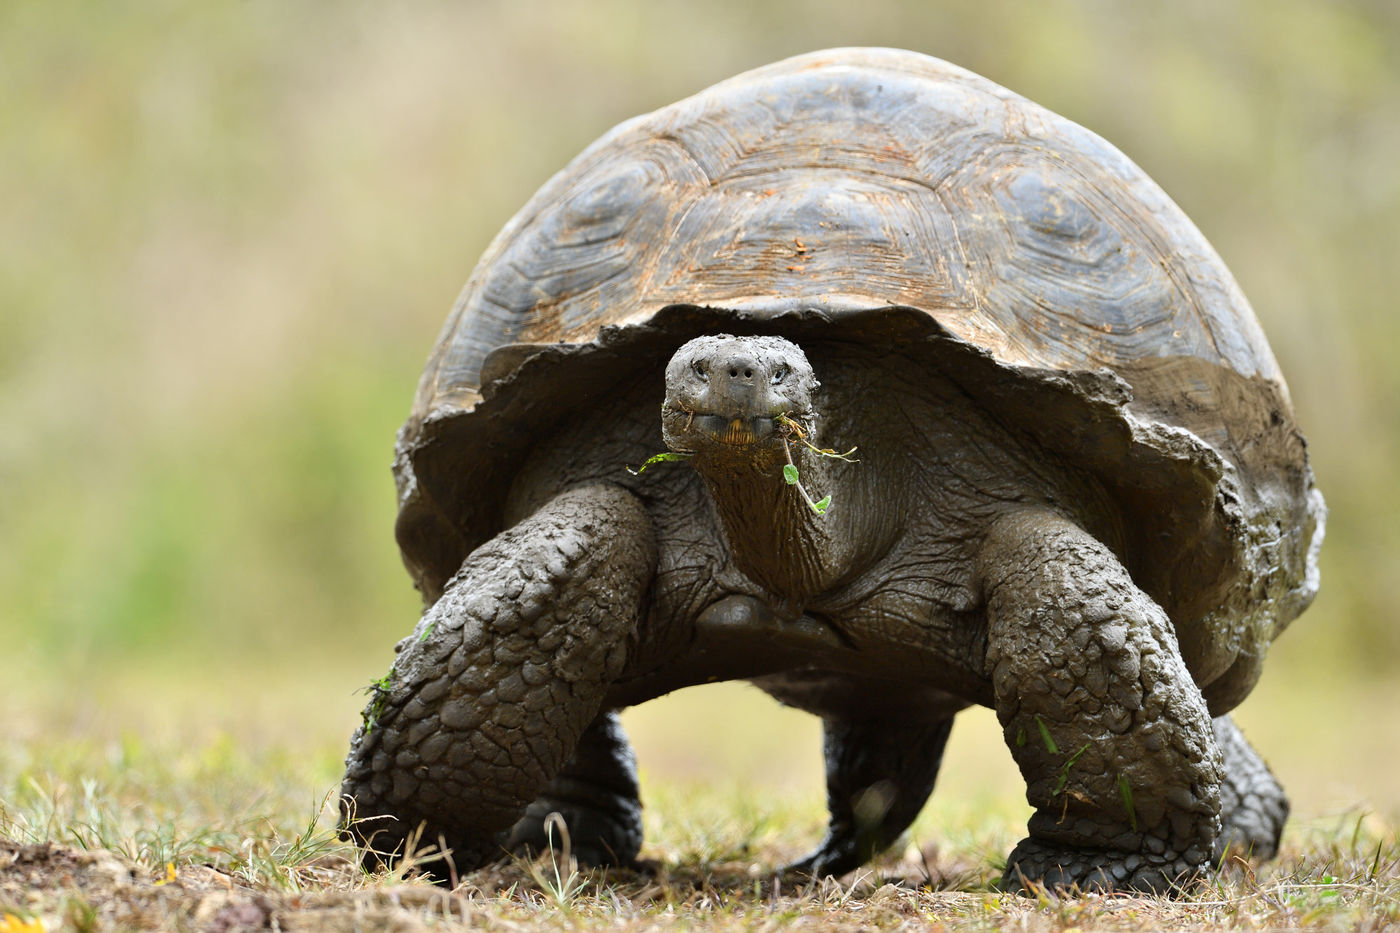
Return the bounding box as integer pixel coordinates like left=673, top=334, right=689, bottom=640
left=661, top=335, right=857, bottom=601
left=691, top=440, right=850, bottom=602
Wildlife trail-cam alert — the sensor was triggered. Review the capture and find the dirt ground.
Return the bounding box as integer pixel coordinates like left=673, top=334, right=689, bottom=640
left=0, top=836, right=543, bottom=932
left=0, top=835, right=1160, bottom=932
left=9, top=834, right=1394, bottom=933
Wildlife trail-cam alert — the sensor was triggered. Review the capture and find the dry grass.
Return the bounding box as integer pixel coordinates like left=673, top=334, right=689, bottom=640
left=2, top=797, right=1396, bottom=931
left=2, top=693, right=1396, bottom=932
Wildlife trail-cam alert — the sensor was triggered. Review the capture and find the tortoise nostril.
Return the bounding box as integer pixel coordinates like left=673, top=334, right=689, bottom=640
left=744, top=369, right=753, bottom=378
left=729, top=368, right=739, bottom=378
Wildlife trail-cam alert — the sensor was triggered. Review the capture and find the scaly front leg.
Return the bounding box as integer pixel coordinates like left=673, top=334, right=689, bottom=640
left=979, top=509, right=1223, bottom=893
left=340, top=484, right=656, bottom=875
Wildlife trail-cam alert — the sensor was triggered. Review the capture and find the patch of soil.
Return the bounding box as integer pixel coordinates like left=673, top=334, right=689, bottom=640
left=0, top=838, right=465, bottom=932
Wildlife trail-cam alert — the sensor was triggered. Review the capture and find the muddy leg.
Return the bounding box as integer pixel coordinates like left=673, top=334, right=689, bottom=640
left=505, top=711, right=643, bottom=867
left=979, top=509, right=1223, bottom=893
left=340, top=484, right=655, bottom=876
left=1213, top=715, right=1288, bottom=861
left=787, top=716, right=955, bottom=877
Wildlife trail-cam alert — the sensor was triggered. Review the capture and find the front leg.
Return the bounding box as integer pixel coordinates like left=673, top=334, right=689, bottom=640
left=979, top=509, right=1223, bottom=893
left=340, top=484, right=656, bottom=875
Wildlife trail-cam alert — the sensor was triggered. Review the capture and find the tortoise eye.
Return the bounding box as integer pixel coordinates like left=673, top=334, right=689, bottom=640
left=691, top=359, right=708, bottom=380
left=771, top=366, right=788, bottom=385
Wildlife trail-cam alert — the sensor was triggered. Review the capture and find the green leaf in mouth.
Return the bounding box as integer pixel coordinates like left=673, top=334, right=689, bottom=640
left=625, top=451, right=693, bottom=475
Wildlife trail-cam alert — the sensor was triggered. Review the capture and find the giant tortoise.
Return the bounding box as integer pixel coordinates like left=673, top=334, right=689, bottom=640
left=341, top=48, right=1325, bottom=892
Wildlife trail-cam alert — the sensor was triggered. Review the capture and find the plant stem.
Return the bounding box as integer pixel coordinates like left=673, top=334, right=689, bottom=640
left=781, top=436, right=830, bottom=515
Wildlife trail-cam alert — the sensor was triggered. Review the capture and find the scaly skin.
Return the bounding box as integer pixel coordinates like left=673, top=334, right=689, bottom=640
left=340, top=484, right=655, bottom=875
left=979, top=508, right=1224, bottom=893
left=1213, top=715, right=1288, bottom=861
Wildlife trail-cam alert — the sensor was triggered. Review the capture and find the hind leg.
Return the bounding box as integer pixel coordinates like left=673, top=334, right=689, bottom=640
left=756, top=672, right=964, bottom=877
left=786, top=715, right=955, bottom=877
left=1213, top=715, right=1288, bottom=861
left=505, top=711, right=643, bottom=867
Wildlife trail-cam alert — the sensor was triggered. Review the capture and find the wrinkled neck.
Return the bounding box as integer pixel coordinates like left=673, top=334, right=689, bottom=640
left=693, top=446, right=848, bottom=603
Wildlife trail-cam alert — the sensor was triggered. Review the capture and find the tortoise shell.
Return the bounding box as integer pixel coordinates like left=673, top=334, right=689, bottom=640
left=394, top=48, right=1323, bottom=686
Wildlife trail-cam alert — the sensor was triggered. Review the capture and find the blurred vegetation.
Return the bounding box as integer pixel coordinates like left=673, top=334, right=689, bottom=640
left=2, top=0, right=1398, bottom=811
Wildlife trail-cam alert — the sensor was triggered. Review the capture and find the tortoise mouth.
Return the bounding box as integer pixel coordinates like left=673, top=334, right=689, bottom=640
left=692, top=413, right=777, bottom=446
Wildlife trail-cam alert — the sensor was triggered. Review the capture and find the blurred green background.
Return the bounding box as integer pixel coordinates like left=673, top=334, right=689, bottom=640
left=3, top=1, right=1398, bottom=824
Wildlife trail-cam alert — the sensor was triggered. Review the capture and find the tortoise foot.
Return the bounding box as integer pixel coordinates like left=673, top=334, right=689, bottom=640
left=1002, top=839, right=1206, bottom=894
left=506, top=801, right=641, bottom=869
left=783, top=842, right=864, bottom=880
left=505, top=772, right=643, bottom=869
left=340, top=486, right=655, bottom=877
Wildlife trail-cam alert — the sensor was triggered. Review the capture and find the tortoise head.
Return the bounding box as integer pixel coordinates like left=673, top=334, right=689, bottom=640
left=662, top=335, right=818, bottom=464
